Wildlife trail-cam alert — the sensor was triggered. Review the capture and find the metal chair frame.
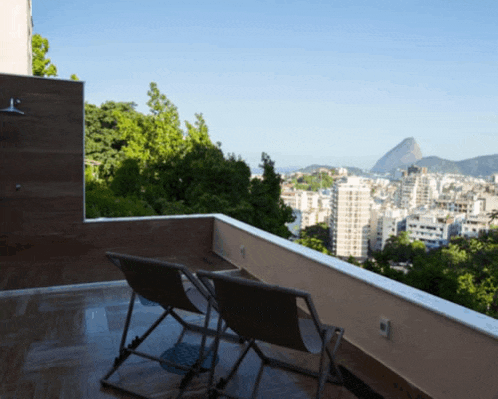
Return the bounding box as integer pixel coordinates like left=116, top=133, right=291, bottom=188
left=197, top=270, right=344, bottom=399
left=101, top=252, right=240, bottom=399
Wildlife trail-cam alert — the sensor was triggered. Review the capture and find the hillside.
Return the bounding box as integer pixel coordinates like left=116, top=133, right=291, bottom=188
left=411, top=155, right=498, bottom=176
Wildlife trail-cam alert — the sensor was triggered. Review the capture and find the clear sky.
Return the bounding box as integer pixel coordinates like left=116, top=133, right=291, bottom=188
left=33, top=0, right=497, bottom=170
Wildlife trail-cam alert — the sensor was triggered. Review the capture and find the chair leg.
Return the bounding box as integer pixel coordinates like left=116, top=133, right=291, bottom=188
left=250, top=359, right=266, bottom=399
left=207, top=309, right=225, bottom=395
left=316, top=329, right=332, bottom=399
left=119, top=291, right=136, bottom=352
left=325, top=327, right=344, bottom=385
left=213, top=339, right=255, bottom=396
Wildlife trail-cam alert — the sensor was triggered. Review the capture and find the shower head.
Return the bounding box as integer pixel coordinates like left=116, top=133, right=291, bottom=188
left=0, top=98, right=25, bottom=115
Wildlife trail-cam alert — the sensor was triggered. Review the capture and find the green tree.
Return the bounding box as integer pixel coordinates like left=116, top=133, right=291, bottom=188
left=109, top=158, right=143, bottom=198
left=249, top=153, right=295, bottom=238
left=85, top=101, right=137, bottom=179
left=114, top=83, right=189, bottom=167
left=184, top=113, right=213, bottom=150
left=32, top=33, right=58, bottom=77
left=84, top=85, right=295, bottom=240
left=85, top=180, right=156, bottom=219
left=295, top=236, right=331, bottom=255
left=381, top=231, right=426, bottom=263
left=300, top=223, right=329, bottom=246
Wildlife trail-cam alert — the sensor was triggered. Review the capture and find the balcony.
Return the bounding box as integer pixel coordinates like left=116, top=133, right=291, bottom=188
left=2, top=214, right=498, bottom=399
left=1, top=73, right=497, bottom=399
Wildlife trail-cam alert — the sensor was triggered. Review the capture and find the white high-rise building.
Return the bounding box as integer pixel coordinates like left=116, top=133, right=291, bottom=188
left=397, top=166, right=437, bottom=210
left=329, top=177, right=371, bottom=259
left=0, top=0, right=33, bottom=75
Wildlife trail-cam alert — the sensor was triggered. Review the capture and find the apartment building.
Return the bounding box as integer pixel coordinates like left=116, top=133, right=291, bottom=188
left=281, top=189, right=332, bottom=230
left=406, top=210, right=464, bottom=249
left=329, top=177, right=371, bottom=259
left=370, top=208, right=408, bottom=251
left=435, top=192, right=482, bottom=215
left=397, top=166, right=437, bottom=210
left=461, top=214, right=490, bottom=238
left=0, top=0, right=33, bottom=75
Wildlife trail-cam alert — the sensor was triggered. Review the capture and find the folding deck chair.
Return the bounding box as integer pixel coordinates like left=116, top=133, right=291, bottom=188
left=101, top=252, right=239, bottom=399
left=197, top=270, right=345, bottom=399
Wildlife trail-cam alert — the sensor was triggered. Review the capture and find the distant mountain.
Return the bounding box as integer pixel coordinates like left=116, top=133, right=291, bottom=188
left=297, top=164, right=334, bottom=173
left=394, top=154, right=498, bottom=177
left=415, top=156, right=461, bottom=174
left=371, top=137, right=423, bottom=173
left=456, top=155, right=498, bottom=177
left=296, top=164, right=365, bottom=175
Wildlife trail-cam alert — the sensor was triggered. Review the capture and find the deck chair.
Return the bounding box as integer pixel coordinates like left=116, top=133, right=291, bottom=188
left=197, top=270, right=344, bottom=399
left=101, top=252, right=239, bottom=399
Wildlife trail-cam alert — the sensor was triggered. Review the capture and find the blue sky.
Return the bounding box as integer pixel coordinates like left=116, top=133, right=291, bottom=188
left=33, top=0, right=497, bottom=170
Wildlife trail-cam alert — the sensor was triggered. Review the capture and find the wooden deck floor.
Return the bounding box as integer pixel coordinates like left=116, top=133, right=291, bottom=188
left=0, top=282, right=373, bottom=399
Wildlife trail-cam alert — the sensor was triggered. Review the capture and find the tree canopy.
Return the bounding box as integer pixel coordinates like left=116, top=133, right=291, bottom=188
left=354, top=231, right=498, bottom=319
left=32, top=34, right=58, bottom=77
left=85, top=83, right=294, bottom=239
left=32, top=33, right=78, bottom=79
left=295, top=223, right=331, bottom=254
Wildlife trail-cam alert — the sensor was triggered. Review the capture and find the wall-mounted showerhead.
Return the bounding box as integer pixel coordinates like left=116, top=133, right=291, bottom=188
left=0, top=98, right=25, bottom=115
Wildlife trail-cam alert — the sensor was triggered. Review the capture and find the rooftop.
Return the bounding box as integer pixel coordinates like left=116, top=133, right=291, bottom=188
left=1, top=72, right=498, bottom=399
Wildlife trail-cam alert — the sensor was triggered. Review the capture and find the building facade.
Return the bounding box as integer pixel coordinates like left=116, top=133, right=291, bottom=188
left=370, top=208, right=408, bottom=251
left=281, top=189, right=332, bottom=230
left=406, top=210, right=464, bottom=249
left=329, top=177, right=370, bottom=259
left=435, top=192, right=482, bottom=216
left=397, top=166, right=437, bottom=210
left=0, top=0, right=33, bottom=75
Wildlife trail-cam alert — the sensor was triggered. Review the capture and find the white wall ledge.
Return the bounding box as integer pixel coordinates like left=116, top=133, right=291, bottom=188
left=213, top=214, right=498, bottom=340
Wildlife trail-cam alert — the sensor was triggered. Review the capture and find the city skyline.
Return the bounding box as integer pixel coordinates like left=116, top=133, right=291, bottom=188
left=33, top=0, right=497, bottom=169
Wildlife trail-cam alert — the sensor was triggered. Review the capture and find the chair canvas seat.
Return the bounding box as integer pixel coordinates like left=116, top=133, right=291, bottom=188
left=197, top=270, right=345, bottom=399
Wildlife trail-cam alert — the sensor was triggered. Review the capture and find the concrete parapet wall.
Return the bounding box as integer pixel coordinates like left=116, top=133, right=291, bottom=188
left=212, top=214, right=498, bottom=399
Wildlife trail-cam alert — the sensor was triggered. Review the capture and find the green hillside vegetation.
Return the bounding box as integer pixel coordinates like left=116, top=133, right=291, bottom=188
left=290, top=172, right=334, bottom=191
left=84, top=83, right=294, bottom=238
left=294, top=223, right=331, bottom=255
left=362, top=231, right=498, bottom=319
left=295, top=227, right=498, bottom=319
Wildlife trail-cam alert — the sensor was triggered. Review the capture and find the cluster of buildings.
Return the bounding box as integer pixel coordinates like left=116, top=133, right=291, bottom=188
left=282, top=166, right=498, bottom=260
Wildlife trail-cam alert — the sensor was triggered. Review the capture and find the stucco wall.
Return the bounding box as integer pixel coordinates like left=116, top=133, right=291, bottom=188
left=212, top=215, right=498, bottom=399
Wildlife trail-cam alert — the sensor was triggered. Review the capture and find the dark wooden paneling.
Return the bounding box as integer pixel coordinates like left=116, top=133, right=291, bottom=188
left=0, top=73, right=84, bottom=236
left=0, top=197, right=83, bottom=235
left=0, top=75, right=83, bottom=152
left=0, top=151, right=83, bottom=183
left=0, top=217, right=217, bottom=289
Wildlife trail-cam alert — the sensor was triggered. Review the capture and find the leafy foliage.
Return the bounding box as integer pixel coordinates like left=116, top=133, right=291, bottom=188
left=290, top=173, right=334, bottom=191
left=85, top=101, right=136, bottom=179
left=84, top=83, right=294, bottom=238
left=295, top=223, right=331, bottom=254
left=345, top=230, right=498, bottom=319
left=32, top=34, right=58, bottom=77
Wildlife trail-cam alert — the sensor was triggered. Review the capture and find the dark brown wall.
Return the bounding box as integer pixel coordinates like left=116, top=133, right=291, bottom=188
left=0, top=74, right=84, bottom=235
left=0, top=74, right=215, bottom=290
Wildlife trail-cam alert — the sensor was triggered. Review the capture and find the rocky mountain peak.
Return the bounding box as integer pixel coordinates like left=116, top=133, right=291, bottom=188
left=371, top=137, right=423, bottom=173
